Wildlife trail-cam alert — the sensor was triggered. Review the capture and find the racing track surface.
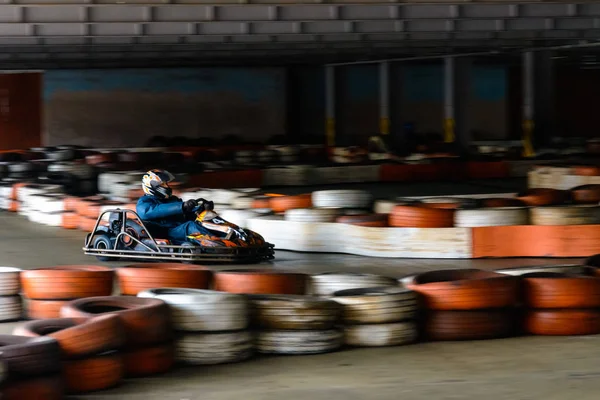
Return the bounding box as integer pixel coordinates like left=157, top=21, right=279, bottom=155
left=0, top=179, right=597, bottom=400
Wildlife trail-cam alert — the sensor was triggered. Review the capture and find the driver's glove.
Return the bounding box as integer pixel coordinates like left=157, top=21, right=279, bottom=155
left=182, top=199, right=199, bottom=213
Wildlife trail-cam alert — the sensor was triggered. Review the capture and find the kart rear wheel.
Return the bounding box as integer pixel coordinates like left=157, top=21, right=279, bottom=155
left=92, top=233, right=120, bottom=262
left=179, top=242, right=198, bottom=264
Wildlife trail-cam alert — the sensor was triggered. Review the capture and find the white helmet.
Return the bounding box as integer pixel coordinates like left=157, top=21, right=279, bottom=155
left=142, top=169, right=175, bottom=199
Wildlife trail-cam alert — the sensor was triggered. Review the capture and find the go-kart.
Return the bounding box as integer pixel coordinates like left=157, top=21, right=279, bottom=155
left=82, top=201, right=275, bottom=263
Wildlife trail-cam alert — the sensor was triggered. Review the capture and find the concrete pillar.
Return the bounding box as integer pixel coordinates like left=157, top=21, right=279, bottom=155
left=325, top=65, right=335, bottom=146
left=522, top=51, right=535, bottom=157
left=379, top=61, right=390, bottom=135
left=443, top=57, right=456, bottom=143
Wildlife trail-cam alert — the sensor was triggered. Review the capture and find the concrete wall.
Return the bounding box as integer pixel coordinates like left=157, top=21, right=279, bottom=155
left=43, top=68, right=286, bottom=147
left=0, top=72, right=42, bottom=150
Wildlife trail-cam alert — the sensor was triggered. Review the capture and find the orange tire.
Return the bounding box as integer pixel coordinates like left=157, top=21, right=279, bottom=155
left=214, top=269, right=307, bottom=295
left=8, top=200, right=19, bottom=212
left=406, top=269, right=520, bottom=310
left=75, top=196, right=106, bottom=216
left=60, top=296, right=172, bottom=347
left=481, top=198, right=526, bottom=208
left=571, top=184, right=600, bottom=204
left=516, top=188, right=570, bottom=206
left=336, top=214, right=388, bottom=227
left=424, top=310, right=517, bottom=341
left=122, top=342, right=175, bottom=377
left=573, top=165, right=600, bottom=176
left=27, top=299, right=70, bottom=319
left=64, top=197, right=81, bottom=212
left=523, top=272, right=600, bottom=308
left=389, top=205, right=454, bottom=228
left=63, top=352, right=124, bottom=393
left=116, top=264, right=211, bottom=295
left=524, top=309, right=600, bottom=336
left=21, top=266, right=114, bottom=300
left=269, top=194, right=312, bottom=213
left=61, top=212, right=79, bottom=229
left=79, top=200, right=123, bottom=219
left=13, top=315, right=125, bottom=358
left=3, top=375, right=65, bottom=400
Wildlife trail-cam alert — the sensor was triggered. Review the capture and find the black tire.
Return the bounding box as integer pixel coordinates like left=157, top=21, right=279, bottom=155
left=92, top=233, right=120, bottom=262
left=0, top=335, right=62, bottom=378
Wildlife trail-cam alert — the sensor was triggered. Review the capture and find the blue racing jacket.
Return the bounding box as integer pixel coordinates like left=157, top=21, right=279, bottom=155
left=136, top=195, right=192, bottom=234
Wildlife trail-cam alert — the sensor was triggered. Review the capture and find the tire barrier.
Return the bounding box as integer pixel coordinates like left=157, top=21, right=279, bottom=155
left=116, top=264, right=211, bottom=296
left=60, top=296, right=174, bottom=377
left=309, top=273, right=397, bottom=297
left=256, top=329, right=344, bottom=355
left=21, top=266, right=114, bottom=319
left=213, top=270, right=308, bottom=295
left=407, top=269, right=520, bottom=341
left=138, top=288, right=253, bottom=365
left=13, top=316, right=126, bottom=393
left=331, top=287, right=418, bottom=347
left=0, top=335, right=64, bottom=400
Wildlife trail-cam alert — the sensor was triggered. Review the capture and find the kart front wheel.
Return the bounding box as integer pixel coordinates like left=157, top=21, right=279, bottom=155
left=92, top=233, right=120, bottom=262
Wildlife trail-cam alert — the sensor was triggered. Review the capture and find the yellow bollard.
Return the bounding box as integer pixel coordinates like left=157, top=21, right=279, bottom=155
left=443, top=118, right=456, bottom=143
left=326, top=118, right=335, bottom=146
left=522, top=119, right=535, bottom=158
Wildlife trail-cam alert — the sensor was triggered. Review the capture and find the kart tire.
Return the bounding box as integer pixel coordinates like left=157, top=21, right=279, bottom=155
left=344, top=321, right=418, bottom=347
left=117, top=264, right=211, bottom=296
left=311, top=190, right=373, bottom=209
left=0, top=295, right=23, bottom=321
left=0, top=267, right=22, bottom=296
left=331, top=287, right=418, bottom=324
left=480, top=198, right=526, bottom=208
left=495, top=264, right=594, bottom=277
left=92, top=234, right=120, bottom=262
left=60, top=296, right=172, bottom=347
left=256, top=329, right=343, bottom=355
left=3, top=374, right=65, bottom=400
left=309, top=272, right=398, bottom=297
left=454, top=207, right=529, bottom=227
left=389, top=205, right=455, bottom=228
left=335, top=213, right=388, bottom=227
left=122, top=342, right=175, bottom=377
left=405, top=269, right=520, bottom=310
left=26, top=299, right=69, bottom=319
left=284, top=208, right=339, bottom=222
left=423, top=309, right=517, bottom=341
left=20, top=266, right=114, bottom=300
left=63, top=351, right=124, bottom=393
left=248, top=294, right=342, bottom=330
left=269, top=194, right=312, bottom=213
left=571, top=184, right=600, bottom=204
left=0, top=335, right=62, bottom=377
left=524, top=309, right=600, bottom=336
left=175, top=331, right=254, bottom=365
left=529, top=205, right=600, bottom=225
left=12, top=314, right=125, bottom=358
left=516, top=188, right=570, bottom=206
left=138, top=288, right=248, bottom=332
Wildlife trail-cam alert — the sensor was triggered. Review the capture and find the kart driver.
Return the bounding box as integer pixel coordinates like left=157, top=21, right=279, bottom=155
left=136, top=169, right=214, bottom=242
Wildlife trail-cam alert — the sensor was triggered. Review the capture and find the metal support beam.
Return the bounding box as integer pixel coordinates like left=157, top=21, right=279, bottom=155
left=325, top=65, right=335, bottom=147
left=522, top=51, right=535, bottom=157
left=443, top=56, right=456, bottom=143
left=379, top=61, right=390, bottom=135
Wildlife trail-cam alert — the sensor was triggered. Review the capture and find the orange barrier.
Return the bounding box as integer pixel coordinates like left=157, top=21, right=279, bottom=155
left=472, top=225, right=600, bottom=258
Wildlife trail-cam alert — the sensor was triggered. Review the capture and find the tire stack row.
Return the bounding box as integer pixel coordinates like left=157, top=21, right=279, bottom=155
left=14, top=315, right=126, bottom=394
left=407, top=269, right=520, bottom=341
left=139, top=288, right=253, bottom=365
left=0, top=335, right=64, bottom=400
left=0, top=267, right=23, bottom=322
left=249, top=295, right=344, bottom=355
left=331, top=287, right=419, bottom=347
left=20, top=266, right=114, bottom=319
left=60, top=296, right=175, bottom=378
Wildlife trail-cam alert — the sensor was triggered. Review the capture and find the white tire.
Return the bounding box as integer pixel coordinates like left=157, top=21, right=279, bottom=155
left=344, top=322, right=418, bottom=347
left=284, top=208, right=339, bottom=222
left=454, top=207, right=529, bottom=227
left=138, top=288, right=248, bottom=332
left=374, top=200, right=397, bottom=214
left=248, top=295, right=341, bottom=330
left=331, top=286, right=418, bottom=324
left=0, top=295, right=23, bottom=321
left=175, top=331, right=254, bottom=365
left=310, top=273, right=398, bottom=297
left=530, top=205, right=600, bottom=225
left=312, top=190, right=373, bottom=209
left=231, top=196, right=255, bottom=210
left=495, top=264, right=594, bottom=276
left=0, top=267, right=21, bottom=296
left=27, top=194, right=66, bottom=213
left=257, top=329, right=343, bottom=355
